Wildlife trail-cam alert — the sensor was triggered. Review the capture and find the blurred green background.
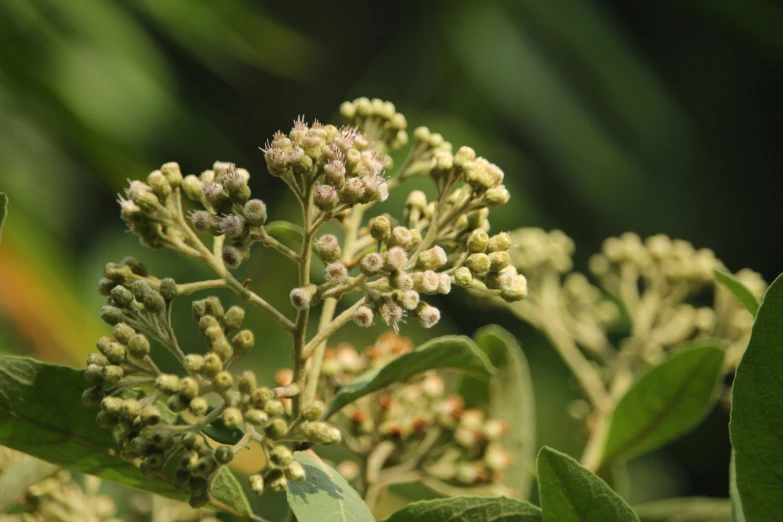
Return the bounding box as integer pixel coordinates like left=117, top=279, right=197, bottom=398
left=1, top=0, right=781, bottom=516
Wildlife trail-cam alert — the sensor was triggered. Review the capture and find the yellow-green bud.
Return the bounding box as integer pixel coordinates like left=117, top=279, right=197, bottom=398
left=238, top=371, right=257, bottom=394
left=189, top=397, right=208, bottom=416
left=418, top=246, right=448, bottom=270
left=250, top=474, right=264, bottom=495
left=223, top=407, right=243, bottom=429
left=488, top=251, right=510, bottom=272
left=251, top=387, right=273, bottom=408
left=156, top=374, right=180, bottom=395
left=454, top=146, right=476, bottom=168
left=179, top=450, right=199, bottom=470
left=224, top=306, right=245, bottom=330
left=301, top=421, right=342, bottom=445
left=455, top=266, right=473, bottom=287
left=184, top=354, right=204, bottom=373
left=102, top=365, right=124, bottom=387
left=110, top=285, right=134, bottom=308
left=360, top=252, right=384, bottom=276
left=215, top=446, right=234, bottom=464
left=87, top=352, right=108, bottom=367
left=290, top=286, right=315, bottom=310
left=194, top=456, right=217, bottom=477
left=485, top=185, right=510, bottom=207
left=140, top=405, right=162, bottom=426
left=168, top=394, right=188, bottom=413
left=466, top=253, right=491, bottom=275
left=244, top=408, right=268, bottom=426
left=213, top=371, right=233, bottom=391
left=130, top=279, right=152, bottom=300
left=205, top=325, right=225, bottom=345
left=112, top=323, right=135, bottom=345
left=243, top=199, right=267, bottom=226
left=179, top=377, right=200, bottom=400
left=211, top=338, right=233, bottom=361
left=120, top=399, right=141, bottom=421
left=270, top=445, right=293, bottom=467
left=100, top=341, right=126, bottom=365
left=159, top=278, right=178, bottom=301
left=264, top=400, right=285, bottom=417
left=467, top=230, right=489, bottom=253
left=406, top=190, right=427, bottom=210
left=232, top=329, right=255, bottom=354
left=100, top=306, right=124, bottom=326
left=302, top=401, right=325, bottom=421
left=387, top=226, right=412, bottom=249
left=144, top=291, right=165, bottom=313
left=201, top=353, right=222, bottom=377
left=182, top=175, right=204, bottom=201
left=85, top=364, right=104, bottom=385
left=285, top=461, right=306, bottom=482
left=488, top=232, right=512, bottom=253
left=370, top=215, right=392, bottom=241
left=160, top=162, right=182, bottom=188
left=182, top=432, right=204, bottom=451
left=127, top=334, right=150, bottom=359
left=265, top=418, right=288, bottom=440
left=316, top=234, right=342, bottom=263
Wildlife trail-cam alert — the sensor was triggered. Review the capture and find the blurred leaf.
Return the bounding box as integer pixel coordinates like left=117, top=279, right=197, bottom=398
left=0, top=356, right=252, bottom=518
left=459, top=326, right=535, bottom=499
left=0, top=455, right=59, bottom=511
left=325, top=335, right=495, bottom=418
left=0, top=193, right=6, bottom=243
left=537, top=446, right=639, bottom=522
left=633, top=497, right=731, bottom=522
left=286, top=450, right=374, bottom=522
left=265, top=220, right=305, bottom=248
left=600, top=344, right=724, bottom=471
left=729, top=274, right=783, bottom=521
left=729, top=452, right=745, bottom=522
left=381, top=496, right=542, bottom=522
left=714, top=269, right=760, bottom=316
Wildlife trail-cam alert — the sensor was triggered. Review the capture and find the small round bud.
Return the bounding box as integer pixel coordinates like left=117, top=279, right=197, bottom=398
left=387, top=226, right=412, bottom=249
left=215, top=446, right=234, bottom=464
left=267, top=473, right=288, bottom=493
left=467, top=230, right=489, bottom=253
left=243, top=199, right=268, bottom=226
left=370, top=215, right=392, bottom=241
left=418, top=246, right=448, bottom=270
left=156, top=374, right=180, bottom=395
left=182, top=432, right=204, bottom=451
left=249, top=474, right=265, bottom=495
left=414, top=303, right=441, bottom=328
left=101, top=341, right=126, bottom=364
left=238, top=371, right=257, bottom=394
left=168, top=394, right=188, bottom=413
left=87, top=352, right=108, bottom=367
left=205, top=325, right=225, bottom=344
left=302, top=401, right=325, bottom=421
left=199, top=315, right=220, bottom=334
left=360, top=253, right=384, bottom=276
left=85, top=364, right=104, bottom=385
left=285, top=461, right=306, bottom=482
left=219, top=215, right=247, bottom=239
left=201, top=353, right=222, bottom=377
left=325, top=262, right=348, bottom=283
left=119, top=399, right=141, bottom=421
left=488, top=251, right=510, bottom=272
left=189, top=397, right=209, bottom=416
left=213, top=371, right=233, bottom=391
left=251, top=387, right=273, bottom=408
left=112, top=323, right=135, bottom=345
left=264, top=400, right=285, bottom=417
left=223, top=407, right=243, bottom=429
left=314, top=184, right=338, bottom=210
left=144, top=291, right=166, bottom=314
left=203, top=296, right=224, bottom=318
left=455, top=266, right=473, bottom=287
left=353, top=305, right=374, bottom=327
left=127, top=334, right=150, bottom=359
left=398, top=290, right=420, bottom=310
left=290, top=287, right=313, bottom=310
left=264, top=418, right=288, bottom=440
left=130, top=280, right=152, bottom=300
left=222, top=246, right=243, bottom=269
left=190, top=210, right=218, bottom=233
left=100, top=306, right=124, bottom=326
left=438, top=273, right=452, bottom=294
left=194, top=456, right=218, bottom=477
left=110, top=285, right=134, bottom=308
left=81, top=387, right=105, bottom=407
left=159, top=278, right=178, bottom=301
left=184, top=354, right=204, bottom=373
left=414, top=270, right=440, bottom=294
left=340, top=101, right=356, bottom=119
left=179, top=377, right=200, bottom=400
left=182, top=175, right=204, bottom=201
left=406, top=190, right=428, bottom=210
left=232, top=330, right=255, bottom=354
left=224, top=306, right=246, bottom=330
left=389, top=270, right=414, bottom=290
left=316, top=234, right=342, bottom=263
left=485, top=185, right=510, bottom=207
left=140, top=405, right=162, bottom=426
left=454, top=146, right=476, bottom=168
left=244, top=408, right=268, bottom=426
left=301, top=421, right=342, bottom=445
left=384, top=246, right=408, bottom=271
left=488, top=232, right=512, bottom=252
left=102, top=365, right=124, bottom=387
left=98, top=278, right=115, bottom=296
left=466, top=253, right=491, bottom=275
left=270, top=445, right=293, bottom=467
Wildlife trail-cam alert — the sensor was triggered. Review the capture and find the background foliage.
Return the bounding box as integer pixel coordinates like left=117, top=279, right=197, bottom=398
left=1, top=0, right=782, bottom=518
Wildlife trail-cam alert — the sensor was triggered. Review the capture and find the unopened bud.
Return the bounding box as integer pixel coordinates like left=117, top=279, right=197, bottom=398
left=223, top=407, right=243, bottom=429
left=353, top=305, right=375, bottom=327
left=370, top=215, right=392, bottom=241
left=144, top=291, right=166, bottom=313
left=285, top=461, right=307, bottom=482
left=182, top=175, right=204, bottom=201
left=467, top=230, right=489, bottom=253
left=316, top=234, right=342, bottom=263
left=265, top=418, right=288, bottom=440
left=232, top=329, right=255, bottom=354
left=418, top=246, right=448, bottom=270
left=488, top=232, right=512, bottom=253
left=466, top=253, right=491, bottom=275
left=128, top=334, right=150, bottom=359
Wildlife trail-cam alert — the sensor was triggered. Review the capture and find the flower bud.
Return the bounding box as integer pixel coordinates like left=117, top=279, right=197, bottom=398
left=98, top=278, right=115, bottom=296
left=325, top=262, right=348, bottom=283
left=213, top=371, right=233, bottom=391
left=353, top=305, right=374, bottom=327
left=466, top=253, right=491, bottom=275
left=384, top=246, right=408, bottom=272
left=127, top=334, right=150, bottom=359
left=264, top=400, right=285, bottom=417
left=189, top=397, right=208, bottom=416
left=182, top=175, right=204, bottom=201
left=104, top=262, right=133, bottom=283
left=222, top=246, right=243, bottom=269
left=265, top=418, right=288, bottom=440
left=251, top=387, right=273, bottom=408
left=485, top=185, right=510, bottom=207
left=101, top=341, right=126, bottom=364
left=488, top=251, right=510, bottom=272
left=223, top=407, right=243, bottom=429
left=237, top=371, right=257, bottom=394
left=397, top=290, right=420, bottom=310
left=192, top=299, right=207, bottom=320
left=148, top=170, right=172, bottom=201
left=438, top=273, right=452, bottom=294
left=488, top=232, right=512, bottom=253
left=314, top=184, right=338, bottom=211
left=102, top=365, right=124, bottom=387
left=201, top=353, right=222, bottom=377
left=100, top=305, right=124, bottom=326
left=285, top=461, right=306, bottom=482
left=414, top=302, right=441, bottom=328
left=183, top=354, right=204, bottom=373
left=406, top=190, right=428, bottom=210
left=190, top=210, right=220, bottom=234
left=418, top=246, right=448, bottom=270
left=156, top=374, right=180, bottom=395
left=301, top=421, right=342, bottom=445
left=112, top=323, right=135, bottom=344
left=141, top=405, right=162, bottom=426
left=223, top=306, right=246, bottom=330
left=143, top=291, right=166, bottom=313
left=389, top=270, right=413, bottom=290
left=387, top=226, right=412, bottom=249
left=501, top=274, right=528, bottom=302
left=81, top=387, right=105, bottom=407
left=159, top=278, right=178, bottom=301
left=85, top=364, right=104, bottom=385
left=244, top=408, right=268, bottom=426
left=232, top=329, right=255, bottom=354
left=219, top=215, right=247, bottom=239
left=454, top=146, right=476, bottom=168
left=370, top=215, right=392, bottom=241
left=199, top=315, right=220, bottom=334
left=324, top=160, right=346, bottom=187
left=290, top=286, right=316, bottom=310
left=267, top=471, right=288, bottom=493
left=302, top=401, right=325, bottom=421
left=160, top=162, right=182, bottom=188
left=110, top=285, right=134, bottom=308
left=414, top=270, right=440, bottom=294
left=467, top=230, right=489, bottom=253
left=316, top=234, right=342, bottom=263
left=360, top=253, right=384, bottom=276
left=271, top=445, right=293, bottom=467
left=87, top=352, right=109, bottom=367
left=215, top=446, right=234, bottom=464
left=239, top=200, right=267, bottom=228
left=178, top=377, right=199, bottom=400
left=194, top=456, right=218, bottom=477
left=250, top=474, right=265, bottom=495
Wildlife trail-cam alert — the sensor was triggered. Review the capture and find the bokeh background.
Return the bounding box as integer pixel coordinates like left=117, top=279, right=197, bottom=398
left=1, top=0, right=782, bottom=517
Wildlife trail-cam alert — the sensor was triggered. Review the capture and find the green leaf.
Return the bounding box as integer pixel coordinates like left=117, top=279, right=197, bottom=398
left=729, top=273, right=783, bottom=522
left=714, top=269, right=760, bottom=317
left=729, top=452, right=745, bottom=522
left=286, top=450, right=374, bottom=522
left=0, top=455, right=59, bottom=511
left=265, top=220, right=304, bottom=245
left=0, top=193, right=7, bottom=244
left=459, top=326, right=535, bottom=499
left=202, top=406, right=244, bottom=445
left=381, top=496, right=542, bottom=522
left=537, top=446, right=639, bottom=522
left=634, top=497, right=732, bottom=521
left=0, top=356, right=252, bottom=518
left=325, top=335, right=495, bottom=418
left=599, top=344, right=724, bottom=471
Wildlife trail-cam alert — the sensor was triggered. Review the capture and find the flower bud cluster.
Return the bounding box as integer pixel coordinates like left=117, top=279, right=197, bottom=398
left=339, top=97, right=409, bottom=157
left=456, top=230, right=528, bottom=303
left=316, top=333, right=513, bottom=491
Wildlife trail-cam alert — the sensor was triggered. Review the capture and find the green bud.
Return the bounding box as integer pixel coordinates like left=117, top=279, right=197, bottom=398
left=204, top=325, right=225, bottom=344
left=112, top=323, right=135, bottom=344
left=173, top=469, right=191, bottom=491
left=205, top=296, right=224, bottom=320
left=215, top=446, right=234, bottom=464
left=201, top=353, right=222, bottom=377
left=127, top=334, right=150, bottom=359
left=232, top=329, right=255, bottom=354
left=122, top=256, right=149, bottom=276
left=485, top=185, right=510, bottom=207
left=130, top=280, right=152, bottom=300
left=168, top=394, right=188, bottom=413
left=182, top=175, right=204, bottom=201
left=454, top=266, right=473, bottom=287
left=100, top=306, right=124, bottom=326
left=250, top=387, right=273, bottom=408
left=223, top=306, right=245, bottom=330
left=265, top=418, right=288, bottom=440
left=302, top=401, right=325, bottom=421
left=184, top=354, right=204, bottom=373
left=195, top=454, right=218, bottom=477
left=223, top=407, right=243, bottom=429
left=369, top=215, right=392, bottom=241
left=156, top=374, right=180, bottom=395
left=87, top=352, right=109, bottom=367
left=466, top=253, right=491, bottom=275
left=243, top=199, right=267, bottom=226
left=159, top=278, right=178, bottom=301
left=270, top=445, right=293, bottom=467
left=238, top=371, right=256, bottom=394
left=244, top=408, right=268, bottom=426
left=98, top=278, right=115, bottom=296
left=140, top=405, right=162, bottom=426
left=104, top=262, right=132, bottom=284
left=182, top=432, right=204, bottom=451
left=467, top=230, right=489, bottom=253
left=102, top=365, right=124, bottom=387
left=454, top=146, right=476, bottom=168
left=189, top=397, right=209, bottom=416
left=264, top=400, right=285, bottom=418
left=178, top=377, right=199, bottom=400
left=301, top=421, right=341, bottom=445
left=199, top=315, right=220, bottom=334
left=487, top=232, right=512, bottom=253
left=211, top=338, right=233, bottom=361
left=418, top=246, right=448, bottom=270
left=144, top=291, right=166, bottom=313
left=249, top=474, right=264, bottom=495
left=102, top=342, right=126, bottom=365
left=85, top=364, right=105, bottom=385
left=81, top=387, right=105, bottom=407
left=316, top=234, right=342, bottom=263
left=141, top=453, right=165, bottom=477
left=120, top=399, right=141, bottom=421
left=212, top=371, right=233, bottom=391
left=110, top=285, right=134, bottom=308
left=285, top=461, right=306, bottom=482
left=160, top=162, right=183, bottom=188
left=100, top=396, right=123, bottom=415
left=192, top=299, right=207, bottom=320
left=95, top=410, right=118, bottom=428
left=148, top=171, right=172, bottom=201
left=179, top=450, right=199, bottom=470
left=488, top=251, right=510, bottom=272
left=188, top=491, right=210, bottom=509
left=267, top=473, right=288, bottom=493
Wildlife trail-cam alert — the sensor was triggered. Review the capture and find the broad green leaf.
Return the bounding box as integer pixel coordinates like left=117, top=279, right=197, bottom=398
left=729, top=274, right=783, bottom=522
left=459, top=326, right=535, bottom=499
left=0, top=356, right=252, bottom=518
left=729, top=452, right=745, bottom=522
left=264, top=220, right=304, bottom=245
left=286, top=450, right=374, bottom=522
left=714, top=269, right=760, bottom=317
left=325, top=335, right=495, bottom=418
left=537, top=446, right=639, bottom=522
left=0, top=455, right=59, bottom=511
left=381, top=496, right=542, bottom=522
left=634, top=497, right=731, bottom=521
left=599, top=344, right=724, bottom=471
left=0, top=193, right=7, bottom=243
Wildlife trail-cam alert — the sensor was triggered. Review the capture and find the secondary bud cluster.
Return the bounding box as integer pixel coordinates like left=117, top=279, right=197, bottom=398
left=339, top=97, right=408, bottom=157
left=317, top=333, right=514, bottom=492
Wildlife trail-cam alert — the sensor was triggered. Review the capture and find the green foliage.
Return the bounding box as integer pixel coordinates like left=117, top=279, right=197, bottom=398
left=730, top=274, right=783, bottom=521
left=286, top=451, right=374, bottom=522
left=0, top=356, right=252, bottom=518
left=381, top=496, right=542, bottom=522
left=714, top=269, right=760, bottom=316
left=0, top=192, right=6, bottom=243
left=537, top=446, right=639, bottom=522
left=459, top=325, right=536, bottom=499
left=633, top=497, right=731, bottom=522
left=325, top=335, right=495, bottom=418
left=265, top=220, right=305, bottom=248
left=600, top=344, right=724, bottom=470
